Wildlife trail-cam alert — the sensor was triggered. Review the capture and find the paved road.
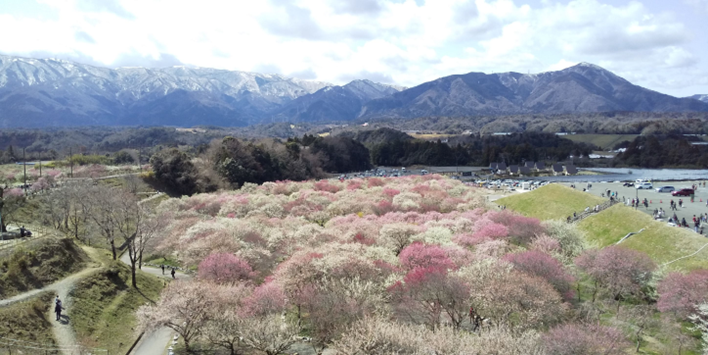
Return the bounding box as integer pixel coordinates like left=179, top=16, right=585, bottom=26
left=120, top=252, right=189, bottom=355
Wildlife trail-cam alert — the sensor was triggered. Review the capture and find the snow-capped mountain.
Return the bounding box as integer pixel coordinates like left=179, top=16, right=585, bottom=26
left=1, top=55, right=706, bottom=128
left=688, top=94, right=708, bottom=103
left=0, top=55, right=334, bottom=127
left=267, top=79, right=401, bottom=123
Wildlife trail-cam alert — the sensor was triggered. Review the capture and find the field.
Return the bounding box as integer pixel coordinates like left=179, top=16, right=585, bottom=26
left=409, top=132, right=456, bottom=140
left=564, top=134, right=639, bottom=150
left=495, top=184, right=606, bottom=220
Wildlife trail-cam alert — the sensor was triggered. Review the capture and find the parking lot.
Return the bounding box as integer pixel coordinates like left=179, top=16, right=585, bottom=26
left=556, top=180, right=708, bottom=233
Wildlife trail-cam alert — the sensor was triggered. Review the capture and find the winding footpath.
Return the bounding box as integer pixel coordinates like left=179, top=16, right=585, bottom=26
left=0, top=247, right=101, bottom=355
left=120, top=251, right=190, bottom=355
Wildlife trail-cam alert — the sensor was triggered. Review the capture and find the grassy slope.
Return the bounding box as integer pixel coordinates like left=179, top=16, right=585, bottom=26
left=564, top=134, right=639, bottom=150
left=496, top=184, right=606, bottom=220
left=0, top=238, right=90, bottom=298
left=0, top=292, right=56, bottom=346
left=579, top=204, right=708, bottom=271
left=69, top=253, right=164, bottom=353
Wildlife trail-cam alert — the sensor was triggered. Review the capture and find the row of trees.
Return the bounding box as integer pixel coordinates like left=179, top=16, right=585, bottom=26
left=34, top=180, right=161, bottom=288
left=150, top=135, right=372, bottom=195
left=614, top=134, right=708, bottom=168
left=369, top=131, right=596, bottom=167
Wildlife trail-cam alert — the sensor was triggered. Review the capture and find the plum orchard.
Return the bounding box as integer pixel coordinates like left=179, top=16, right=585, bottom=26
left=137, top=175, right=708, bottom=354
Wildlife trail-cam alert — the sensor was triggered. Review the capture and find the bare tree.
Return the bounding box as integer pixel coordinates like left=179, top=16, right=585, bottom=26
left=66, top=182, right=93, bottom=242
left=134, top=205, right=164, bottom=270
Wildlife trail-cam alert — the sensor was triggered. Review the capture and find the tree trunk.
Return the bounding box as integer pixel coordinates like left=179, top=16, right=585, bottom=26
left=591, top=281, right=598, bottom=303
left=139, top=250, right=143, bottom=270
left=110, top=239, right=116, bottom=260
left=131, top=261, right=137, bottom=288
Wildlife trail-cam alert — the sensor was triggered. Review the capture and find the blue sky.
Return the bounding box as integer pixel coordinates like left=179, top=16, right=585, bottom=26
left=1, top=0, right=707, bottom=96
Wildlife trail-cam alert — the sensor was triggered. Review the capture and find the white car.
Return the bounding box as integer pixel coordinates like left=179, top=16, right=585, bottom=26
left=655, top=186, right=675, bottom=193
left=636, top=182, right=653, bottom=189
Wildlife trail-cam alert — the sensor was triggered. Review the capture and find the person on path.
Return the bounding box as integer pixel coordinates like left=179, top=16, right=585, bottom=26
left=161, top=264, right=165, bottom=275
left=171, top=268, right=176, bottom=279
left=54, top=298, right=63, bottom=321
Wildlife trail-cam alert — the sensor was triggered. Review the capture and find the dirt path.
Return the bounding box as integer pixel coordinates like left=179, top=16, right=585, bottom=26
left=0, top=265, right=100, bottom=354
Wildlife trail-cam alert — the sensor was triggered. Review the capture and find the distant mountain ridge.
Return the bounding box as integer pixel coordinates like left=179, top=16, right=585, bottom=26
left=689, top=94, right=708, bottom=103
left=0, top=55, right=707, bottom=128
left=358, top=63, right=708, bottom=119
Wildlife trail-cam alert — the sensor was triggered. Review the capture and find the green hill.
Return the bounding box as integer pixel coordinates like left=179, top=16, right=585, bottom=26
left=578, top=204, right=708, bottom=271
left=496, top=184, right=606, bottom=221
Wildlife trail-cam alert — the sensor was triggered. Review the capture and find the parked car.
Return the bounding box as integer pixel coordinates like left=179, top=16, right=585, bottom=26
left=672, top=188, right=695, bottom=196
left=635, top=182, right=653, bottom=189
left=655, top=186, right=675, bottom=193
left=623, top=182, right=634, bottom=187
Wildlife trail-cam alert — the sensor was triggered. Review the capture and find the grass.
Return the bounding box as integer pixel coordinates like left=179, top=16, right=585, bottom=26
left=0, top=291, right=56, bottom=347
left=496, top=184, right=606, bottom=221
left=579, top=204, right=708, bottom=271
left=143, top=255, right=182, bottom=268
left=69, top=254, right=165, bottom=353
left=564, top=134, right=640, bottom=150
left=0, top=238, right=90, bottom=299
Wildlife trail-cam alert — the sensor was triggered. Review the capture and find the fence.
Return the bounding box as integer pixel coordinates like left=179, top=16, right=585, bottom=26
left=567, top=199, right=618, bottom=223
left=0, top=336, right=108, bottom=355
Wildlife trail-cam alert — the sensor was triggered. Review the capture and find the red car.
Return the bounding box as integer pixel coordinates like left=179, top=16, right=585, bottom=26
left=671, top=188, right=695, bottom=196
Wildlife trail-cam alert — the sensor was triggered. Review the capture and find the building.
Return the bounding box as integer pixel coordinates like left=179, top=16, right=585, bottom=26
left=534, top=162, right=546, bottom=171
left=519, top=166, right=531, bottom=175
left=552, top=164, right=564, bottom=175
left=564, top=165, right=578, bottom=175
left=509, top=165, right=519, bottom=175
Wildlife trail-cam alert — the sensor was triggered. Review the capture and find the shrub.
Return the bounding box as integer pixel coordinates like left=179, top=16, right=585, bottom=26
left=398, top=242, right=456, bottom=272
left=198, top=253, right=255, bottom=284
left=657, top=269, right=708, bottom=319
left=542, top=323, right=630, bottom=355
left=503, top=250, right=575, bottom=300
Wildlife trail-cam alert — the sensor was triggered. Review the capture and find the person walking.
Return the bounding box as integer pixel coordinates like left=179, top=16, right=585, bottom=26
left=171, top=268, right=176, bottom=279
left=54, top=297, right=63, bottom=321
left=161, top=264, right=165, bottom=275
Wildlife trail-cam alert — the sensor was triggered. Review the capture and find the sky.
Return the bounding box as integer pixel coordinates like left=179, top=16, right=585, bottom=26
left=0, top=0, right=707, bottom=97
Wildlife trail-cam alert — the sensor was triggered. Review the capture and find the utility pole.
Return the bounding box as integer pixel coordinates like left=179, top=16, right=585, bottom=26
left=23, top=148, right=27, bottom=195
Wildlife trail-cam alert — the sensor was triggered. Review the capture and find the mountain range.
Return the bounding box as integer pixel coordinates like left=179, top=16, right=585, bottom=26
left=1, top=54, right=707, bottom=128
left=688, top=94, right=708, bottom=103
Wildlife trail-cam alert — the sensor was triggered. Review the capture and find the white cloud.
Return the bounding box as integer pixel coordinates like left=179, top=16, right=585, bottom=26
left=0, top=0, right=706, bottom=96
